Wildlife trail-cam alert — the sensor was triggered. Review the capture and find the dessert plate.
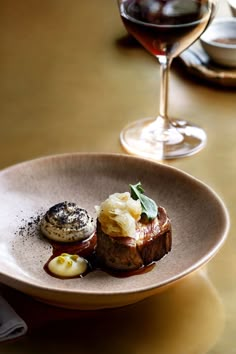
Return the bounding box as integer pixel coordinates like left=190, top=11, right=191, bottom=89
left=0, top=153, right=229, bottom=309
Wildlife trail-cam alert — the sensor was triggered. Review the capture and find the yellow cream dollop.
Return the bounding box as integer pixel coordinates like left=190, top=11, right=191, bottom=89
left=96, top=192, right=142, bottom=237
left=48, top=253, right=88, bottom=278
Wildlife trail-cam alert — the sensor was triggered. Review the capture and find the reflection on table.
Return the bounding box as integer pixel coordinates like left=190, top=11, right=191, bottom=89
left=1, top=268, right=224, bottom=354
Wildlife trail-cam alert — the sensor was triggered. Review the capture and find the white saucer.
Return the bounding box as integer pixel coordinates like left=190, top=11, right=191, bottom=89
left=179, top=42, right=236, bottom=87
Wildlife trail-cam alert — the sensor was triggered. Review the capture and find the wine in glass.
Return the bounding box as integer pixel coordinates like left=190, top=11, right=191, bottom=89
left=118, top=0, right=217, bottom=160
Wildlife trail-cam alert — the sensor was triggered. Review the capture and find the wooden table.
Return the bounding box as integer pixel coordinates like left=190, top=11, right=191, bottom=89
left=0, top=1, right=235, bottom=353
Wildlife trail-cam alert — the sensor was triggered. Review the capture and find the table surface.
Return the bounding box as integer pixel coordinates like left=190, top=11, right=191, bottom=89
left=0, top=1, right=235, bottom=353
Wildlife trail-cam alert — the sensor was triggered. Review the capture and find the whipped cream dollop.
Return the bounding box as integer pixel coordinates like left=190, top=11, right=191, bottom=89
left=40, top=201, right=95, bottom=242
left=96, top=192, right=142, bottom=237
left=48, top=253, right=88, bottom=278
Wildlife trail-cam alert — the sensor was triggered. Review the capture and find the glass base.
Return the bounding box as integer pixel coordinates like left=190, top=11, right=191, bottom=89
left=120, top=117, right=207, bottom=160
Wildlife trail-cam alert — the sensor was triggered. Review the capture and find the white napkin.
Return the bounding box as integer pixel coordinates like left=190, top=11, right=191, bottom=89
left=0, top=294, right=28, bottom=342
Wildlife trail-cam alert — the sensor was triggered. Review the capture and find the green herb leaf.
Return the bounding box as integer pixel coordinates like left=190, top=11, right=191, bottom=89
left=130, top=182, right=158, bottom=220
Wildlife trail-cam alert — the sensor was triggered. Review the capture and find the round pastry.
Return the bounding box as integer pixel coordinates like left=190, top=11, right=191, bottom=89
left=40, top=201, right=95, bottom=242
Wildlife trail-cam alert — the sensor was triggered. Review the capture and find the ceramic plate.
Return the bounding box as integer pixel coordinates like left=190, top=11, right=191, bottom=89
left=0, top=153, right=229, bottom=309
left=179, top=42, right=236, bottom=87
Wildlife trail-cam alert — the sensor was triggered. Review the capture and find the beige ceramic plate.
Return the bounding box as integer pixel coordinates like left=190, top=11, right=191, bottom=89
left=0, top=153, right=229, bottom=309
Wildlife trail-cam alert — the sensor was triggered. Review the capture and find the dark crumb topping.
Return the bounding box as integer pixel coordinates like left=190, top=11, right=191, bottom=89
left=46, top=201, right=91, bottom=228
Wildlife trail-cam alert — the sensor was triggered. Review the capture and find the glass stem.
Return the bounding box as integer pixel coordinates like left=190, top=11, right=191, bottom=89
left=146, top=55, right=183, bottom=144
left=158, top=56, right=172, bottom=130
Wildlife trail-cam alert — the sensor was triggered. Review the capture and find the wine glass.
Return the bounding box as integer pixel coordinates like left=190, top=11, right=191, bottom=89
left=118, top=0, right=217, bottom=160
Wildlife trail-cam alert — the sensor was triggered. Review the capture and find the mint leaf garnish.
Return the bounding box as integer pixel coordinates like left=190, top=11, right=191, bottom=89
left=130, top=182, right=158, bottom=220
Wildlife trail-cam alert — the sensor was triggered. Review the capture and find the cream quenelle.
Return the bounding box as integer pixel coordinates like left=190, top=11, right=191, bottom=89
left=40, top=201, right=95, bottom=242
left=48, top=253, right=88, bottom=278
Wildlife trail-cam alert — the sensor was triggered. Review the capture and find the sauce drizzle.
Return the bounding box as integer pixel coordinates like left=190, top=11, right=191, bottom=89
left=43, top=232, right=156, bottom=279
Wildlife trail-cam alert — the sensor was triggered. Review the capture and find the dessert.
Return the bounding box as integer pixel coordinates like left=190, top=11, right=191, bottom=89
left=96, top=183, right=172, bottom=271
left=40, top=201, right=95, bottom=242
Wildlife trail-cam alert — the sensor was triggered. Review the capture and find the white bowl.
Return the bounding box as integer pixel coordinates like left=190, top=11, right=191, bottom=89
left=228, top=0, right=236, bottom=16
left=200, top=17, right=236, bottom=67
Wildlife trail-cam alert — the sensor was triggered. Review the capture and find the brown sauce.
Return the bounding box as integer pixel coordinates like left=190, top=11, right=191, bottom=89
left=43, top=233, right=97, bottom=279
left=104, top=262, right=156, bottom=278
left=43, top=232, right=156, bottom=279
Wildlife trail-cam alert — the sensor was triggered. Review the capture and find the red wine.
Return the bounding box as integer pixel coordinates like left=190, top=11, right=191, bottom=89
left=120, top=0, right=214, bottom=58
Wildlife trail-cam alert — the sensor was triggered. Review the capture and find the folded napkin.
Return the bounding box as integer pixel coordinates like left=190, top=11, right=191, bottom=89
left=0, top=294, right=28, bottom=342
